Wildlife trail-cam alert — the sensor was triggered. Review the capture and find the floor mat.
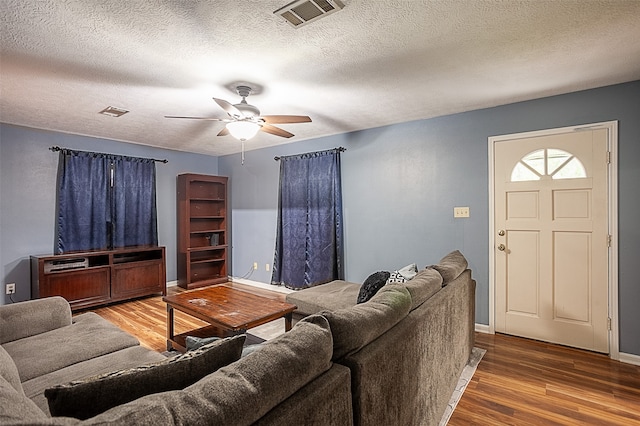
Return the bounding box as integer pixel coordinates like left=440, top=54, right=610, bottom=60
left=439, top=347, right=486, bottom=425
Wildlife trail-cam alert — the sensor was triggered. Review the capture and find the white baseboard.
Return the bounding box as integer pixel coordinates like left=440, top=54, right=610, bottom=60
left=619, top=352, right=640, bottom=366
left=473, top=323, right=640, bottom=366
left=166, top=280, right=178, bottom=288
left=475, top=323, right=491, bottom=334
left=230, top=277, right=294, bottom=294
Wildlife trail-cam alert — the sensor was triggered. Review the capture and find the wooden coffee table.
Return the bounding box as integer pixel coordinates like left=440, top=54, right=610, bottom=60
left=162, top=284, right=297, bottom=352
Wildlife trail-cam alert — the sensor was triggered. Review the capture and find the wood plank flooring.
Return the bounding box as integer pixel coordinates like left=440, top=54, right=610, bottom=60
left=449, top=332, right=640, bottom=425
left=89, top=285, right=640, bottom=425
left=90, top=283, right=286, bottom=352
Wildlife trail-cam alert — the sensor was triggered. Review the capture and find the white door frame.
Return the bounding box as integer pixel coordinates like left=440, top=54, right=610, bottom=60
left=488, top=121, right=619, bottom=360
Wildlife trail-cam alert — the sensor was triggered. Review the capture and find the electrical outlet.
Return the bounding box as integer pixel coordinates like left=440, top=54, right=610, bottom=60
left=454, top=207, right=470, bottom=218
left=253, top=262, right=258, bottom=270
left=265, top=263, right=270, bottom=272
left=6, top=283, right=15, bottom=295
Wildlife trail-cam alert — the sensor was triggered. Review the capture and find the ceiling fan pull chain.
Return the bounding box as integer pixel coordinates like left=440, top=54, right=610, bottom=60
left=241, top=141, right=245, bottom=165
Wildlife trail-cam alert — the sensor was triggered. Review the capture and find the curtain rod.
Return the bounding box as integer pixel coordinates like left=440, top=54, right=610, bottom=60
left=49, top=146, right=168, bottom=163
left=274, top=146, right=346, bottom=161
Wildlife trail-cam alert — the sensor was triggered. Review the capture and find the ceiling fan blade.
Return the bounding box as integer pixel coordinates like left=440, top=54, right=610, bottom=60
left=213, top=97, right=242, bottom=117
left=260, top=124, right=294, bottom=138
left=217, top=127, right=230, bottom=137
left=261, top=115, right=312, bottom=124
left=164, top=115, right=226, bottom=121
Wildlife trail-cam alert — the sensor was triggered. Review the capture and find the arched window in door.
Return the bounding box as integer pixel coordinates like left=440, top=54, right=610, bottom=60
left=511, top=149, right=587, bottom=182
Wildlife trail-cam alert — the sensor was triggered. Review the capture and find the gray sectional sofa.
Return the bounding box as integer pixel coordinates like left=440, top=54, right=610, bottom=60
left=0, top=250, right=475, bottom=425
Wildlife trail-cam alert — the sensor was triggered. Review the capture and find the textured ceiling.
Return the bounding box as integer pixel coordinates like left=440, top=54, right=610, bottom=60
left=2, top=0, right=640, bottom=156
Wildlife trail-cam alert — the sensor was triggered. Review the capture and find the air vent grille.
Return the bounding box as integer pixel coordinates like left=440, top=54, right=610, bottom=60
left=274, top=0, right=345, bottom=28
left=99, top=106, right=129, bottom=117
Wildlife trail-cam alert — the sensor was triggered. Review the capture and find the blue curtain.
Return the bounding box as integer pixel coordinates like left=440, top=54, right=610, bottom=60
left=56, top=149, right=157, bottom=253
left=112, top=157, right=158, bottom=247
left=56, top=151, right=110, bottom=253
left=271, top=149, right=344, bottom=289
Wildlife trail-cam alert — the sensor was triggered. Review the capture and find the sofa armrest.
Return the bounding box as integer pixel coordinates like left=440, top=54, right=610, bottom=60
left=0, top=297, right=72, bottom=344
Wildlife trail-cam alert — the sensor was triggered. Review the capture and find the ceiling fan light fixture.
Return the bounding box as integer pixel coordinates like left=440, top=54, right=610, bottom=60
left=226, top=121, right=260, bottom=141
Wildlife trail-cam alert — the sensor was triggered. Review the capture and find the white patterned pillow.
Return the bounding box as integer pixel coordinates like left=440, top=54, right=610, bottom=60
left=386, top=263, right=418, bottom=284
left=386, top=271, right=407, bottom=284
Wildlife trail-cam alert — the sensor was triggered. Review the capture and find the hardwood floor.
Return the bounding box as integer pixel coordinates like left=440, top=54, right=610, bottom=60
left=90, top=282, right=286, bottom=352
left=89, top=285, right=640, bottom=425
left=449, top=333, right=640, bottom=425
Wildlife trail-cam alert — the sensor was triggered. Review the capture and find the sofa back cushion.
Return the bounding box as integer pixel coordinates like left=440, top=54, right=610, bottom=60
left=0, top=376, right=48, bottom=423
left=427, top=250, right=468, bottom=284
left=82, top=314, right=334, bottom=425
left=323, top=284, right=412, bottom=360
left=0, top=296, right=72, bottom=344
left=45, top=334, right=246, bottom=419
left=0, top=345, right=23, bottom=396
left=402, top=268, right=443, bottom=310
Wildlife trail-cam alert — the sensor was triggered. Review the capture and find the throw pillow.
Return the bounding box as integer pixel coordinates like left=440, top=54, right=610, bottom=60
left=185, top=335, right=220, bottom=351
left=397, top=263, right=418, bottom=280
left=357, top=271, right=390, bottom=304
left=386, top=263, right=418, bottom=284
left=45, top=334, right=246, bottom=420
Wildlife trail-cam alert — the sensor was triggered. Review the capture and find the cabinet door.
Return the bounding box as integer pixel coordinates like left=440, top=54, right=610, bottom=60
left=44, top=267, right=111, bottom=310
left=111, top=260, right=165, bottom=300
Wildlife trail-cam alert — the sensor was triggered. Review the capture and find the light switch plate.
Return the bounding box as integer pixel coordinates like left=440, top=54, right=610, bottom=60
left=454, top=207, right=470, bottom=218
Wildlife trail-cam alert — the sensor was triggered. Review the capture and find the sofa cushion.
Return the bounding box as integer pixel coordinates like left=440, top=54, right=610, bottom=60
left=0, top=345, right=23, bottom=395
left=357, top=271, right=390, bottom=304
left=427, top=250, right=468, bottom=284
left=3, top=312, right=141, bottom=382
left=0, top=296, right=72, bottom=344
left=80, top=314, right=334, bottom=425
left=0, top=376, right=48, bottom=423
left=286, top=280, right=360, bottom=315
left=403, top=268, right=443, bottom=310
left=323, top=284, right=412, bottom=360
left=45, top=334, right=246, bottom=420
left=23, top=345, right=167, bottom=416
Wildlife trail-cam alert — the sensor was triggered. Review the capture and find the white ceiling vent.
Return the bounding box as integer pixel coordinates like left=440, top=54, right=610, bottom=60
left=274, top=0, right=345, bottom=28
left=99, top=106, right=129, bottom=117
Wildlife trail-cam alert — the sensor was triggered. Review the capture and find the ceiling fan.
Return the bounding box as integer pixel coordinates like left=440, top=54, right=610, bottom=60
left=165, top=85, right=312, bottom=141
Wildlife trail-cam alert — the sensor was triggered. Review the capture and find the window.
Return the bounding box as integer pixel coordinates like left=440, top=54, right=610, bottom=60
left=511, top=149, right=586, bottom=182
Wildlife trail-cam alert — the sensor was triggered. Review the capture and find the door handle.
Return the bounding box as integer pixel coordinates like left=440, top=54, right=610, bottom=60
left=497, top=244, right=506, bottom=251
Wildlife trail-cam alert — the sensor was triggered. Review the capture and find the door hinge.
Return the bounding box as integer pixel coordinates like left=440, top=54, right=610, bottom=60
left=606, top=151, right=611, bottom=164
left=607, top=317, right=612, bottom=331
left=607, top=234, right=612, bottom=247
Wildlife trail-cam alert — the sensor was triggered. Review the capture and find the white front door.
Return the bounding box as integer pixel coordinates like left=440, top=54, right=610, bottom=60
left=493, top=126, right=610, bottom=353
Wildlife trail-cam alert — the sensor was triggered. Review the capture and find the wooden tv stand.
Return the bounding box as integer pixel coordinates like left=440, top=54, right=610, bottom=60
left=31, top=246, right=166, bottom=311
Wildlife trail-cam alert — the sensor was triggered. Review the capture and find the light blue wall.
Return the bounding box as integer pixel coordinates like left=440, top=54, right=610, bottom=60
left=0, top=124, right=218, bottom=305
left=219, top=80, right=640, bottom=356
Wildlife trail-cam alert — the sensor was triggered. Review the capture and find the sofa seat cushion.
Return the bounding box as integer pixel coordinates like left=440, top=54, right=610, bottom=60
left=3, top=312, right=140, bottom=382
left=45, top=334, right=246, bottom=420
left=22, top=345, right=167, bottom=415
left=427, top=250, right=468, bottom=284
left=81, top=315, right=334, bottom=425
left=323, top=284, right=412, bottom=360
left=0, top=376, right=48, bottom=423
left=403, top=268, right=443, bottom=310
left=286, top=280, right=360, bottom=315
